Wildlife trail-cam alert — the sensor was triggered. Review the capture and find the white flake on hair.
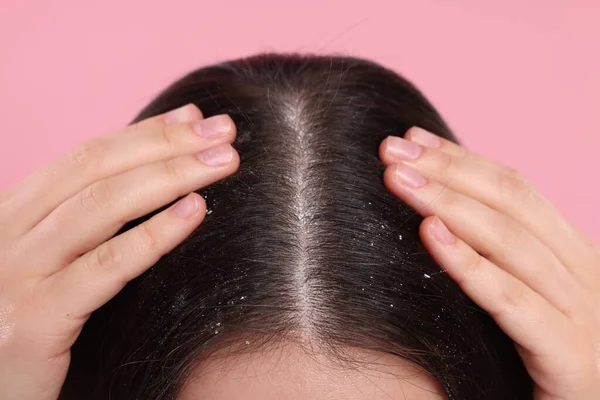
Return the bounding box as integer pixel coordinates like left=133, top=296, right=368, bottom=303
left=275, top=89, right=315, bottom=337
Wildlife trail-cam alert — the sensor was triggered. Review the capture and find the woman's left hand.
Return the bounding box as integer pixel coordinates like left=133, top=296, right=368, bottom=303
left=379, top=127, right=600, bottom=400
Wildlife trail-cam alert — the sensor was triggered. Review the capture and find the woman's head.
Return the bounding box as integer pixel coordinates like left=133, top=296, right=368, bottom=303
left=61, top=53, right=532, bottom=399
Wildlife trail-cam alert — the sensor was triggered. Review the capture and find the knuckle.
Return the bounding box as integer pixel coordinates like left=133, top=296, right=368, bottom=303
left=79, top=180, right=113, bottom=213
left=460, top=249, right=486, bottom=285
left=93, top=241, right=122, bottom=272
left=496, top=281, right=528, bottom=317
left=65, top=140, right=102, bottom=170
left=162, top=157, right=185, bottom=183
left=136, top=222, right=160, bottom=253
left=498, top=166, right=535, bottom=207
left=496, top=214, right=528, bottom=250
left=66, top=142, right=91, bottom=167
left=437, top=152, right=459, bottom=184
left=157, top=120, right=177, bottom=151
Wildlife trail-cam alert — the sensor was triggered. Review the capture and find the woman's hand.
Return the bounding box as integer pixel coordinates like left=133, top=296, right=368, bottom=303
left=379, top=127, right=599, bottom=400
left=0, top=104, right=239, bottom=400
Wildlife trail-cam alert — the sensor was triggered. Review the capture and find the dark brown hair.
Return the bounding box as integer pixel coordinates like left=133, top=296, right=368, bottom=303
left=60, top=53, right=532, bottom=399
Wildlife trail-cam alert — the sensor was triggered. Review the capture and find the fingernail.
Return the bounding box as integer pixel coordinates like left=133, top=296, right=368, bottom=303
left=386, top=136, right=422, bottom=160
left=165, top=104, right=196, bottom=125
left=172, top=193, right=199, bottom=218
left=429, top=216, right=455, bottom=245
left=395, top=164, right=427, bottom=188
left=192, top=115, right=232, bottom=138
left=408, top=127, right=441, bottom=148
left=197, top=144, right=234, bottom=166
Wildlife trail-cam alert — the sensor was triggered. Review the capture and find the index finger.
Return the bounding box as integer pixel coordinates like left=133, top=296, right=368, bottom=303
left=2, top=104, right=236, bottom=235
left=405, top=126, right=470, bottom=158
left=382, top=127, right=600, bottom=290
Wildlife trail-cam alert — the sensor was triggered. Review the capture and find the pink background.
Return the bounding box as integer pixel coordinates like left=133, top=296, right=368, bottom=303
left=1, top=0, right=598, bottom=241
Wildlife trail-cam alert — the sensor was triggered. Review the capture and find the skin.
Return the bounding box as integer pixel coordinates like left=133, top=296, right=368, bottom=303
left=379, top=129, right=600, bottom=399
left=0, top=104, right=240, bottom=399
left=180, top=342, right=445, bottom=400
left=0, top=103, right=597, bottom=399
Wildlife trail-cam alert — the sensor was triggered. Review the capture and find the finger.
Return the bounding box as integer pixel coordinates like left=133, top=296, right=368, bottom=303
left=2, top=104, right=205, bottom=233
left=22, top=144, right=239, bottom=275
left=380, top=131, right=600, bottom=290
left=3, top=104, right=235, bottom=235
left=0, top=103, right=196, bottom=227
left=383, top=163, right=583, bottom=316
left=44, top=192, right=205, bottom=320
left=418, top=215, right=572, bottom=359
left=404, top=126, right=471, bottom=158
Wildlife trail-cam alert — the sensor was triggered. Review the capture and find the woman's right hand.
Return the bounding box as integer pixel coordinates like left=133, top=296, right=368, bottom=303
left=0, top=104, right=239, bottom=400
